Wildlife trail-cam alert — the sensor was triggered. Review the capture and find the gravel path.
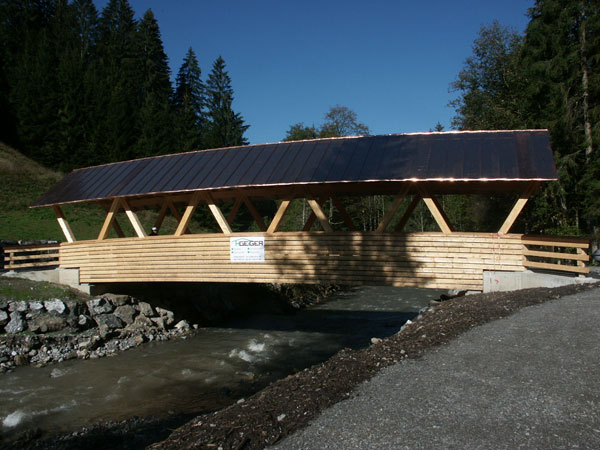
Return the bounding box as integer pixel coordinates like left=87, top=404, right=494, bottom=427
left=274, top=287, right=600, bottom=449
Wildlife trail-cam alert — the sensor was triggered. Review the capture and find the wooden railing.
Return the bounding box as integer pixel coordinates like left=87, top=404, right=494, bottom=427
left=521, top=235, right=590, bottom=275
left=2, top=244, right=60, bottom=271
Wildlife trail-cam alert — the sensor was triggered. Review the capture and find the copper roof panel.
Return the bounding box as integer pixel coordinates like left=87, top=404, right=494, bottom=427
left=341, top=137, right=374, bottom=181
left=328, top=139, right=359, bottom=182
left=32, top=130, right=558, bottom=207
left=251, top=142, right=288, bottom=185
left=171, top=150, right=217, bottom=192
left=225, top=145, right=264, bottom=186
left=210, top=146, right=254, bottom=188
left=153, top=152, right=196, bottom=193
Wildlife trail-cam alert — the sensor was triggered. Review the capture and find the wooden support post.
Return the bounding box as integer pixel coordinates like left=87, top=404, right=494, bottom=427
left=577, top=247, right=587, bottom=278
left=121, top=198, right=147, bottom=238
left=395, top=195, right=421, bottom=232
left=330, top=194, right=356, bottom=231
left=307, top=198, right=333, bottom=232
left=154, top=202, right=169, bottom=231
left=302, top=197, right=326, bottom=231
left=419, top=186, right=454, bottom=234
left=98, top=198, right=121, bottom=240
left=498, top=182, right=539, bottom=234
left=243, top=196, right=267, bottom=232
left=175, top=192, right=202, bottom=236
left=226, top=197, right=243, bottom=224
left=206, top=192, right=232, bottom=234
left=267, top=199, right=292, bottom=233
left=52, top=205, right=76, bottom=243
left=376, top=185, right=410, bottom=233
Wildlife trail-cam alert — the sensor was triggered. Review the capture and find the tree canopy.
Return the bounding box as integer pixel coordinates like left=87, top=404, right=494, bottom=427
left=450, top=1, right=599, bottom=235
left=284, top=105, right=370, bottom=141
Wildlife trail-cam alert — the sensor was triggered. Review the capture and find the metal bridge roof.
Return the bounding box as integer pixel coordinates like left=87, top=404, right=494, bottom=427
left=33, top=130, right=557, bottom=207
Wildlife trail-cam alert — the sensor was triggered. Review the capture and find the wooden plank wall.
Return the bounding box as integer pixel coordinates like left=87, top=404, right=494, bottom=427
left=58, top=232, right=525, bottom=291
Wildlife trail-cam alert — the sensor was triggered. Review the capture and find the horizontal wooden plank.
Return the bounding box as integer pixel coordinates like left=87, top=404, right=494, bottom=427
left=522, top=237, right=590, bottom=248
left=3, top=244, right=60, bottom=252
left=6, top=260, right=60, bottom=269
left=77, top=271, right=483, bottom=286
left=523, top=260, right=589, bottom=274
left=522, top=249, right=589, bottom=261
left=5, top=254, right=59, bottom=262
left=76, top=264, right=484, bottom=276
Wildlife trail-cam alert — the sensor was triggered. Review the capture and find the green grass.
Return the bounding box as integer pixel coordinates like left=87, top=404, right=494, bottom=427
left=0, top=276, right=89, bottom=302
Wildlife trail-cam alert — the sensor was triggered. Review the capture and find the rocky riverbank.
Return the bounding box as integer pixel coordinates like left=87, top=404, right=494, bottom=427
left=0, top=293, right=196, bottom=373
left=0, top=276, right=341, bottom=374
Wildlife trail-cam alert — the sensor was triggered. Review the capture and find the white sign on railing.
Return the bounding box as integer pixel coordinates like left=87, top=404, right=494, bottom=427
left=230, top=237, right=265, bottom=262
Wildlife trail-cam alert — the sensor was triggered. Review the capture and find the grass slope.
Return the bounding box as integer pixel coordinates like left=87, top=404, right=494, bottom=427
left=0, top=142, right=198, bottom=241
left=0, top=142, right=109, bottom=241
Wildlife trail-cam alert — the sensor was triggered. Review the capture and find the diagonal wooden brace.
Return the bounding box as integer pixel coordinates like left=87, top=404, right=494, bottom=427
left=376, top=185, right=410, bottom=233
left=498, top=181, right=539, bottom=234
left=52, top=205, right=76, bottom=243
left=206, top=192, right=232, bottom=234
left=307, top=198, right=333, bottom=232
left=418, top=185, right=454, bottom=234
left=98, top=198, right=122, bottom=240
left=330, top=194, right=356, bottom=231
left=121, top=198, right=147, bottom=238
left=267, top=199, right=292, bottom=233
left=175, top=192, right=202, bottom=236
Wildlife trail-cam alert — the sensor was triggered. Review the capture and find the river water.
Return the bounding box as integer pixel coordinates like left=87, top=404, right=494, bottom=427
left=0, top=286, right=443, bottom=441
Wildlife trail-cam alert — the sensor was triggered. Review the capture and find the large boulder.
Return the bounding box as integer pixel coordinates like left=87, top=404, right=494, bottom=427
left=103, top=293, right=130, bottom=307
left=44, top=299, right=66, bottom=314
left=87, top=298, right=114, bottom=316
left=113, top=305, right=136, bottom=325
left=28, top=315, right=68, bottom=334
left=5, top=312, right=25, bottom=333
left=0, top=310, right=8, bottom=327
left=137, top=302, right=155, bottom=318
left=8, top=301, right=28, bottom=312
left=93, top=313, right=123, bottom=330
left=28, top=301, right=44, bottom=311
left=64, top=300, right=86, bottom=316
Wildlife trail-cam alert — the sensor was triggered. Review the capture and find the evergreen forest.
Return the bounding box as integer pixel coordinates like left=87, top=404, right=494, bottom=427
left=0, top=0, right=598, bottom=238
left=0, top=0, right=249, bottom=172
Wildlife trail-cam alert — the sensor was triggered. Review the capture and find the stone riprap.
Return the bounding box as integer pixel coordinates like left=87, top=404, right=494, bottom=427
left=0, top=293, right=195, bottom=373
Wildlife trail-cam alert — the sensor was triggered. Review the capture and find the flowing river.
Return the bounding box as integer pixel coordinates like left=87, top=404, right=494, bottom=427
left=0, top=286, right=443, bottom=443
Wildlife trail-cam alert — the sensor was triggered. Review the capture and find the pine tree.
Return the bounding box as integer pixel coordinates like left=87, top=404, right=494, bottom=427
left=91, top=0, right=140, bottom=163
left=521, top=0, right=600, bottom=233
left=173, top=47, right=204, bottom=151
left=204, top=56, right=249, bottom=149
left=54, top=0, right=99, bottom=170
left=5, top=0, right=61, bottom=166
left=134, top=9, right=173, bottom=156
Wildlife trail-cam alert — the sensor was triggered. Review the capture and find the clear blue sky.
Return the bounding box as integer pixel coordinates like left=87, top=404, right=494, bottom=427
left=96, top=0, right=533, bottom=145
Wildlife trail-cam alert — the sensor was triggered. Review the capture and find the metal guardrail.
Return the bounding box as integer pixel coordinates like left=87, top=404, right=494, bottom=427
left=2, top=244, right=60, bottom=271
left=522, top=235, right=590, bottom=275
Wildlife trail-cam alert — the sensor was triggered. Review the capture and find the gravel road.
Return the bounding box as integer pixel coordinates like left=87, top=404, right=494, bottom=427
left=274, top=287, right=600, bottom=449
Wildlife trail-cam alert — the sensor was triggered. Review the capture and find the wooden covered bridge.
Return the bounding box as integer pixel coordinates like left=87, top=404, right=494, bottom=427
left=5, top=130, right=590, bottom=291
